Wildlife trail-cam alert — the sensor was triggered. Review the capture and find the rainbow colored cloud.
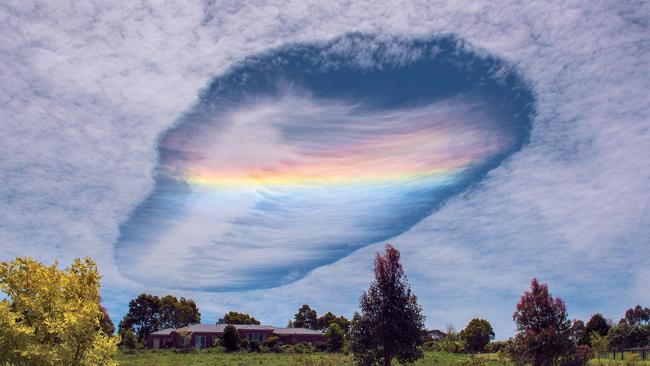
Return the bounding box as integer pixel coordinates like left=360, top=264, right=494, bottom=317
left=115, top=34, right=534, bottom=291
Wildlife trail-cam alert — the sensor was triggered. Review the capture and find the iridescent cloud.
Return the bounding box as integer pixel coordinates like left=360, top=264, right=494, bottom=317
left=115, top=35, right=534, bottom=291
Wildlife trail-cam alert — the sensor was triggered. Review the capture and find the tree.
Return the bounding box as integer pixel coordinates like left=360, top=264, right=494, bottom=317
left=99, top=302, right=115, bottom=336
left=317, top=311, right=351, bottom=333
left=585, top=313, right=610, bottom=341
left=325, top=322, right=345, bottom=352
left=218, top=311, right=260, bottom=325
left=119, top=294, right=161, bottom=341
left=570, top=319, right=588, bottom=345
left=0, top=257, right=118, bottom=365
left=118, top=293, right=200, bottom=345
left=294, top=304, right=318, bottom=330
left=608, top=320, right=649, bottom=349
left=159, top=295, right=201, bottom=329
left=349, top=244, right=426, bottom=366
left=334, top=315, right=351, bottom=334
left=318, top=311, right=337, bottom=331
left=624, top=305, right=650, bottom=326
left=590, top=332, right=609, bottom=359
left=460, top=318, right=495, bottom=353
left=222, top=324, right=241, bottom=351
left=511, top=278, right=573, bottom=366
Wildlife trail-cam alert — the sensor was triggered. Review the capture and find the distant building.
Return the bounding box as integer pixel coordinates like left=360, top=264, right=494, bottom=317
left=147, top=323, right=325, bottom=349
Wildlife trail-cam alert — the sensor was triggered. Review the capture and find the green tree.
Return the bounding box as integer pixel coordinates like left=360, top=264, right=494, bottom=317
left=294, top=304, right=318, bottom=330
left=119, top=294, right=160, bottom=341
left=118, top=293, right=200, bottom=345
left=585, top=313, right=610, bottom=339
left=325, top=322, right=345, bottom=351
left=218, top=311, right=260, bottom=325
left=0, top=257, right=118, bottom=365
left=570, top=319, right=588, bottom=345
left=222, top=324, right=241, bottom=351
left=159, top=295, right=201, bottom=329
left=460, top=318, right=495, bottom=353
left=318, top=312, right=337, bottom=331
left=350, top=244, right=426, bottom=366
left=590, top=332, right=609, bottom=359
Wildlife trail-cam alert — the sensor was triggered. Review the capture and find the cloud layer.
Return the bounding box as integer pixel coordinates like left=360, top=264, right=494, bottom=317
left=1, top=1, right=648, bottom=337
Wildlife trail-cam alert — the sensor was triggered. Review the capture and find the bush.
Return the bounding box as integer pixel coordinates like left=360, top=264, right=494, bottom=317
left=294, top=342, right=315, bottom=354
left=455, top=356, right=487, bottom=366
left=241, top=339, right=249, bottom=350
left=222, top=324, right=240, bottom=351
left=325, top=322, right=345, bottom=351
left=560, top=344, right=591, bottom=366
left=280, top=344, right=294, bottom=353
left=264, top=336, right=280, bottom=351
left=485, top=340, right=509, bottom=354
left=248, top=340, right=261, bottom=352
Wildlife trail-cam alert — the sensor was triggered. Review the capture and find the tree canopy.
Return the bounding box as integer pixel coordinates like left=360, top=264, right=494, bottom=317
left=217, top=311, right=260, bottom=325
left=118, top=293, right=200, bottom=345
left=510, top=278, right=573, bottom=366
left=0, top=257, right=118, bottom=366
left=293, top=304, right=319, bottom=330
left=350, top=244, right=426, bottom=366
left=460, top=318, right=495, bottom=353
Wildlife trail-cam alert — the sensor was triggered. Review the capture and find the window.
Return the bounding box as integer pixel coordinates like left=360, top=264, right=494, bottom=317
left=195, top=335, right=206, bottom=349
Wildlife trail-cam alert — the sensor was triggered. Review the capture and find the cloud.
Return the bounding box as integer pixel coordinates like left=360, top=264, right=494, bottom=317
left=1, top=0, right=648, bottom=338
left=115, top=37, right=534, bottom=291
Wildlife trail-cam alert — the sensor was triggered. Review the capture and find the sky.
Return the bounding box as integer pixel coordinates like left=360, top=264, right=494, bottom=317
left=1, top=1, right=649, bottom=338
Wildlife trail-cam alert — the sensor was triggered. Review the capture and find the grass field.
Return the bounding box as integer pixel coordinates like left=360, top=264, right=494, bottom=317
left=117, top=350, right=650, bottom=366
left=116, top=349, right=509, bottom=366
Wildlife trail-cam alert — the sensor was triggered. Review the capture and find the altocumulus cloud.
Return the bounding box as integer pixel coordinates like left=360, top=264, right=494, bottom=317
left=0, top=0, right=648, bottom=338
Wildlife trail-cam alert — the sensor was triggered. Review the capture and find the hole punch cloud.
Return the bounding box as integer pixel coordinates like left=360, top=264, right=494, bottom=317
left=115, top=34, right=535, bottom=291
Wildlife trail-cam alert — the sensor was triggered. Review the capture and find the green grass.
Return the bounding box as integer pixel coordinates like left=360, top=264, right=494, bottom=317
left=116, top=349, right=509, bottom=366
left=588, top=355, right=650, bottom=366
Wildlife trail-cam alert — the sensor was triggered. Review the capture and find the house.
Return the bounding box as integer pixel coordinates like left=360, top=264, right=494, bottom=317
left=147, top=323, right=325, bottom=349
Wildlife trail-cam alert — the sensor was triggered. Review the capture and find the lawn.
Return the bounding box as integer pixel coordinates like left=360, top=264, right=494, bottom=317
left=117, top=349, right=650, bottom=366
left=116, top=349, right=508, bottom=366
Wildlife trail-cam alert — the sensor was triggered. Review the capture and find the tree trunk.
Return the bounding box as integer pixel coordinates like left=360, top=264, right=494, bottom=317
left=384, top=352, right=391, bottom=366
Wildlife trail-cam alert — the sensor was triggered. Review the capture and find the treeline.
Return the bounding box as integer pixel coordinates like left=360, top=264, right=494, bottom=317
left=429, top=294, right=650, bottom=364
left=1, top=248, right=648, bottom=366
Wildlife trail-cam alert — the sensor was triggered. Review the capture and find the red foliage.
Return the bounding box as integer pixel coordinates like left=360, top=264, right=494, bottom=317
left=511, top=279, right=573, bottom=366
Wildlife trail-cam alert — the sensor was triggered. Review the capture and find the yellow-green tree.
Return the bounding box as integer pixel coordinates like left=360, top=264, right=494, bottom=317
left=0, top=257, right=118, bottom=366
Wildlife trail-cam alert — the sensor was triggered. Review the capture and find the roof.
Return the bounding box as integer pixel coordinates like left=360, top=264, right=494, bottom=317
left=175, top=324, right=276, bottom=333
left=151, top=324, right=323, bottom=336
left=150, top=328, right=174, bottom=336
left=273, top=327, right=324, bottom=335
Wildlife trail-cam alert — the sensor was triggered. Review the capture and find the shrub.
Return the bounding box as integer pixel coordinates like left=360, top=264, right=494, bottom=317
left=264, top=336, right=280, bottom=351
left=294, top=342, right=315, bottom=354
left=222, top=324, right=240, bottom=351
left=248, top=340, right=261, bottom=352
left=485, top=340, right=509, bottom=353
left=560, top=344, right=591, bottom=366
left=325, top=322, right=345, bottom=351
left=455, top=356, right=487, bottom=366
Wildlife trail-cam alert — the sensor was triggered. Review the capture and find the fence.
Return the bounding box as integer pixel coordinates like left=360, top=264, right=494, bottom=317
left=610, top=347, right=650, bottom=360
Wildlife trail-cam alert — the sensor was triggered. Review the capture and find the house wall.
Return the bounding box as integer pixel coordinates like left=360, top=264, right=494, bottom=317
left=276, top=333, right=325, bottom=345
left=147, top=329, right=325, bottom=348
